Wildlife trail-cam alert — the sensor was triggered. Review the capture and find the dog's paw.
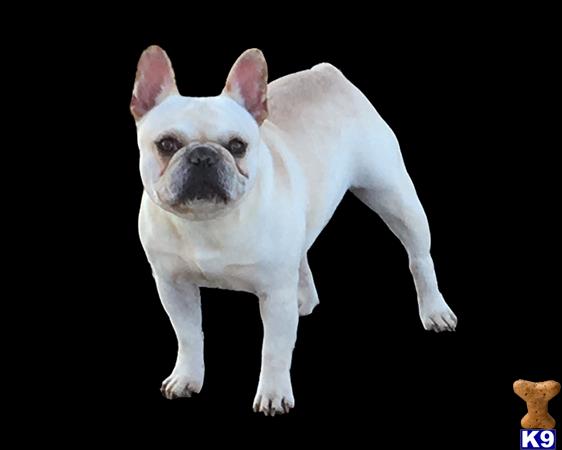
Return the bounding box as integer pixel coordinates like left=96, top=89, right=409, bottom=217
left=253, top=376, right=294, bottom=416
left=253, top=392, right=294, bottom=416
left=419, top=294, right=457, bottom=332
left=160, top=371, right=203, bottom=400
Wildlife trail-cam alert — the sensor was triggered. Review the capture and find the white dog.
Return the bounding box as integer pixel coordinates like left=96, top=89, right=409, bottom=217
left=131, top=46, right=457, bottom=415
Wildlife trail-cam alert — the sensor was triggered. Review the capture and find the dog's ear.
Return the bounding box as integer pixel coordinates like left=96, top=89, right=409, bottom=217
left=130, top=45, right=178, bottom=121
left=223, top=49, right=268, bottom=125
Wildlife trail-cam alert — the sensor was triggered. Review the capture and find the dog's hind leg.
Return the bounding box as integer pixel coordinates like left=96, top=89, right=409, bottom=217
left=298, top=255, right=319, bottom=316
left=350, top=136, right=457, bottom=331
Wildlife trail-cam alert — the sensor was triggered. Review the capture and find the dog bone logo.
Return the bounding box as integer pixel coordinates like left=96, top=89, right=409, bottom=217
left=514, top=379, right=560, bottom=429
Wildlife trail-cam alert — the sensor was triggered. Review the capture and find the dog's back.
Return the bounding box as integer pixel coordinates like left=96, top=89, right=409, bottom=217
left=268, top=63, right=360, bottom=130
left=265, top=63, right=398, bottom=247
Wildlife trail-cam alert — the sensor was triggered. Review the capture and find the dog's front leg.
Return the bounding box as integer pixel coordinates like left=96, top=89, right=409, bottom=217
left=254, top=284, right=299, bottom=415
left=154, top=276, right=204, bottom=399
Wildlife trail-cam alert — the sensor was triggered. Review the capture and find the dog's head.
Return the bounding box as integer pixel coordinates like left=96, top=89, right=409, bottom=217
left=131, top=46, right=268, bottom=220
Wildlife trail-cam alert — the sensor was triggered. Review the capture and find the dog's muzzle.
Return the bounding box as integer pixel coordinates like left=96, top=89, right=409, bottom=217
left=171, top=146, right=229, bottom=203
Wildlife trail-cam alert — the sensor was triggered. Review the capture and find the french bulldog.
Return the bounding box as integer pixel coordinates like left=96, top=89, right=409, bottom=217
left=131, top=46, right=457, bottom=415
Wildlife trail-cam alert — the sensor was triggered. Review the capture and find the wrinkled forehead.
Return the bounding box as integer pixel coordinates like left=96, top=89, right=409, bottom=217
left=137, top=95, right=258, bottom=143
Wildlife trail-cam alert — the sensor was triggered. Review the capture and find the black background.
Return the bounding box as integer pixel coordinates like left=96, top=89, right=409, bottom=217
left=30, top=7, right=560, bottom=447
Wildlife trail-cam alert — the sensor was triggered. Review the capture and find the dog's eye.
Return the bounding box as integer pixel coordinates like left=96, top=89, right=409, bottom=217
left=226, top=138, right=247, bottom=157
left=156, top=136, right=183, bottom=155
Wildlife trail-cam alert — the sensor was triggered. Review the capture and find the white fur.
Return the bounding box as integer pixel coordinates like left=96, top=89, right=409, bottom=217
left=135, top=61, right=457, bottom=415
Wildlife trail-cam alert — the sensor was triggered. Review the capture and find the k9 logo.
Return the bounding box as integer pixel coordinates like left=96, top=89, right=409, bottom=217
left=521, top=429, right=556, bottom=449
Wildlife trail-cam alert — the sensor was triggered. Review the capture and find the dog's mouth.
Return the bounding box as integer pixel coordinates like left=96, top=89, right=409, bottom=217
left=174, top=180, right=230, bottom=205
left=156, top=179, right=231, bottom=219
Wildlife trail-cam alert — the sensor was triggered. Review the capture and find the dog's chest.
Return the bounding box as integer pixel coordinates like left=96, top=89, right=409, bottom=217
left=140, top=193, right=285, bottom=293
left=144, top=219, right=272, bottom=293
left=181, top=244, right=265, bottom=292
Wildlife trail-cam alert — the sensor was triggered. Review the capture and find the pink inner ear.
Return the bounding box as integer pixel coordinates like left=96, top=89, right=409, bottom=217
left=131, top=47, right=176, bottom=120
left=226, top=56, right=267, bottom=123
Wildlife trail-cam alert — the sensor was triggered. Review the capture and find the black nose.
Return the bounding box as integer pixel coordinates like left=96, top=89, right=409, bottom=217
left=187, top=146, right=218, bottom=167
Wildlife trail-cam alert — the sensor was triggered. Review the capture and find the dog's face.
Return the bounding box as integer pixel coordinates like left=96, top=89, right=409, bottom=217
left=131, top=46, right=268, bottom=219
